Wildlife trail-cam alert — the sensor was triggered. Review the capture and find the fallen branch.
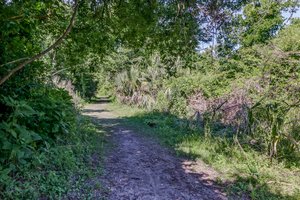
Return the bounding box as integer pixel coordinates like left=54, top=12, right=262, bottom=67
left=0, top=0, right=79, bottom=86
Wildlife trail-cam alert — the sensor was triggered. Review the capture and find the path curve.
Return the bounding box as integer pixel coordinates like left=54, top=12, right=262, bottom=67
left=83, top=100, right=228, bottom=200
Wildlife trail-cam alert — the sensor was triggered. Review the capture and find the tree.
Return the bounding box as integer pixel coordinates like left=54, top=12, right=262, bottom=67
left=0, top=0, right=79, bottom=86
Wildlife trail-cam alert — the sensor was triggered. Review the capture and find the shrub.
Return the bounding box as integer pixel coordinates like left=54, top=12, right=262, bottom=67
left=0, top=84, right=76, bottom=166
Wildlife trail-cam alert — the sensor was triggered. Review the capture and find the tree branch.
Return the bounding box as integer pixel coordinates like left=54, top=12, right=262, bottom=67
left=0, top=0, right=79, bottom=86
left=0, top=57, right=29, bottom=67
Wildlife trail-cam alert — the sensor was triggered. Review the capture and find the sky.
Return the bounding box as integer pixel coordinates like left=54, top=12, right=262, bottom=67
left=293, top=10, right=300, bottom=18
left=197, top=7, right=300, bottom=51
left=283, top=7, right=300, bottom=20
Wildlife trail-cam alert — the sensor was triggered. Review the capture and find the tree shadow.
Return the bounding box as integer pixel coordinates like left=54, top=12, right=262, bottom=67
left=119, top=111, right=300, bottom=200
left=82, top=108, right=109, bottom=113
left=90, top=96, right=112, bottom=104
left=82, top=105, right=298, bottom=200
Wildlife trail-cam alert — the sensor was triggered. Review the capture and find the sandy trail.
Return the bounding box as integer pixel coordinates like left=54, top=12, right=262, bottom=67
left=83, top=100, right=228, bottom=200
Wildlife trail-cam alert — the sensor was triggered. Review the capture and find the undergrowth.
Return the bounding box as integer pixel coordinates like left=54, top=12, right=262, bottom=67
left=0, top=115, right=105, bottom=199
left=109, top=102, right=300, bottom=200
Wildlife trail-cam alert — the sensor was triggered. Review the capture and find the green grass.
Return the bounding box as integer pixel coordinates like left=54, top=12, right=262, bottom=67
left=108, top=102, right=300, bottom=200
left=0, top=115, right=105, bottom=199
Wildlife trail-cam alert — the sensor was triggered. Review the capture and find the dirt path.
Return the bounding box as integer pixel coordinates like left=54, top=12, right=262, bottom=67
left=83, top=100, right=228, bottom=200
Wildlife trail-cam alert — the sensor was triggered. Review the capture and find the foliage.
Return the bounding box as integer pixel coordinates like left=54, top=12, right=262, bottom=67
left=1, top=0, right=300, bottom=199
left=109, top=103, right=300, bottom=199
left=0, top=82, right=105, bottom=199
left=108, top=16, right=300, bottom=164
left=0, top=85, right=76, bottom=165
left=0, top=115, right=104, bottom=199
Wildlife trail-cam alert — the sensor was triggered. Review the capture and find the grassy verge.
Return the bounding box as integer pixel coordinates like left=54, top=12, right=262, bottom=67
left=0, top=115, right=105, bottom=199
left=108, top=102, right=300, bottom=200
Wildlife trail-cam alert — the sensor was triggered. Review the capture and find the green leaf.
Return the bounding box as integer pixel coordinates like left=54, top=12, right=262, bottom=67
left=31, top=133, right=42, bottom=141
left=10, top=129, right=17, bottom=139
left=2, top=141, right=12, bottom=150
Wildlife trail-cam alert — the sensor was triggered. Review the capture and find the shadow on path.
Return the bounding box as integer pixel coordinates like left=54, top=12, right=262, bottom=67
left=82, top=96, right=298, bottom=200
left=82, top=100, right=232, bottom=200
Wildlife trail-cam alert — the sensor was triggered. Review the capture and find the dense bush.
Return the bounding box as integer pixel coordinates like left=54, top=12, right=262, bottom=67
left=0, top=114, right=104, bottom=199
left=0, top=84, right=76, bottom=170
left=107, top=19, right=300, bottom=164
left=0, top=82, right=106, bottom=199
left=1, top=0, right=300, bottom=199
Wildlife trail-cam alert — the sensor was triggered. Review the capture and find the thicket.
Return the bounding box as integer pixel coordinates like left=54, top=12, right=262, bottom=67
left=100, top=18, right=300, bottom=166
left=1, top=0, right=300, bottom=199
left=102, top=17, right=300, bottom=198
left=0, top=1, right=104, bottom=198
